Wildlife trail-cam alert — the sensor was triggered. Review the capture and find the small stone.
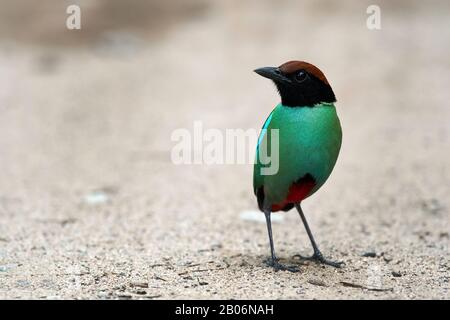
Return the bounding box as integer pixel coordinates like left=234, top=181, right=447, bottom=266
left=16, top=280, right=30, bottom=288
left=116, top=292, right=132, bottom=299
left=362, top=251, right=377, bottom=258
left=130, top=281, right=148, bottom=288
left=308, top=279, right=328, bottom=287
left=0, top=264, right=17, bottom=272
left=83, top=190, right=109, bottom=205
left=392, top=271, right=402, bottom=277
left=135, top=290, right=147, bottom=295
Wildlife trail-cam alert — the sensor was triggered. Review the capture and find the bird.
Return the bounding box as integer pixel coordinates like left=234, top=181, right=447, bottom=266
left=253, top=60, right=343, bottom=272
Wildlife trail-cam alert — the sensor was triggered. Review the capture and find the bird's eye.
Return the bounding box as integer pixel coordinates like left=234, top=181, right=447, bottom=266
left=295, top=70, right=308, bottom=83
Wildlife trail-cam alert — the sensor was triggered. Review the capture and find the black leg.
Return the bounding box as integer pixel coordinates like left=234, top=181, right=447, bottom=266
left=294, top=203, right=344, bottom=268
left=263, top=209, right=299, bottom=272
left=264, top=210, right=276, bottom=262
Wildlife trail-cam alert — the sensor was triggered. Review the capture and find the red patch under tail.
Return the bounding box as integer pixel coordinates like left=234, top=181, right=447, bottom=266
left=271, top=174, right=316, bottom=212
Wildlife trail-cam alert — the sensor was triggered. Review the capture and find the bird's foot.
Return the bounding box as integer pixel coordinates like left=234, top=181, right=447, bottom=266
left=294, top=251, right=344, bottom=268
left=264, top=257, right=299, bottom=273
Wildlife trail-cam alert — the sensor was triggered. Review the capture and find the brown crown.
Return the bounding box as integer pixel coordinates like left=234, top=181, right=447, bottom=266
left=279, top=61, right=329, bottom=85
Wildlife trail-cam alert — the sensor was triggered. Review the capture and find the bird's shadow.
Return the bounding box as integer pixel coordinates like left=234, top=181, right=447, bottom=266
left=224, top=252, right=345, bottom=273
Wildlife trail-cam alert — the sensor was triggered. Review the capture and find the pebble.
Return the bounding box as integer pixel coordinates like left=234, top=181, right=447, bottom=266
left=362, top=251, right=377, bottom=258
left=0, top=264, right=17, bottom=272
left=134, top=290, right=147, bottom=295
left=308, top=279, right=328, bottom=287
left=392, top=271, right=402, bottom=277
left=130, top=281, right=148, bottom=288
left=83, top=191, right=109, bottom=205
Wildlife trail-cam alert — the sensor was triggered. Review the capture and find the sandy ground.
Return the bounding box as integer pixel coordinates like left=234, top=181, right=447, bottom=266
left=0, top=0, right=449, bottom=299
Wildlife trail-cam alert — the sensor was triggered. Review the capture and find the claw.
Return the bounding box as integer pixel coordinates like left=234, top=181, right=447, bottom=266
left=265, top=258, right=300, bottom=273
left=293, top=252, right=344, bottom=268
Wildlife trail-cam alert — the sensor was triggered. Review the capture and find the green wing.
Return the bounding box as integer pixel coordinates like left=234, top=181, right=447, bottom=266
left=253, top=109, right=274, bottom=195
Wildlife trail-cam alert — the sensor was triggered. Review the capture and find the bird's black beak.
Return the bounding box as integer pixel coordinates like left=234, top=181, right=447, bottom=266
left=254, top=67, right=292, bottom=84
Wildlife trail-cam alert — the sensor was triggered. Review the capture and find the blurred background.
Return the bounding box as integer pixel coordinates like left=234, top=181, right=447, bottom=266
left=0, top=0, right=448, bottom=299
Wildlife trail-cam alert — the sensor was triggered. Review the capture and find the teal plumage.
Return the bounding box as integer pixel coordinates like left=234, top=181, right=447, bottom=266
left=253, top=60, right=344, bottom=271
left=254, top=102, right=342, bottom=210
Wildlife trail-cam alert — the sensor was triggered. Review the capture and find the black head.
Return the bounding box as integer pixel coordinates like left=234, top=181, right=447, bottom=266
left=254, top=61, right=336, bottom=107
